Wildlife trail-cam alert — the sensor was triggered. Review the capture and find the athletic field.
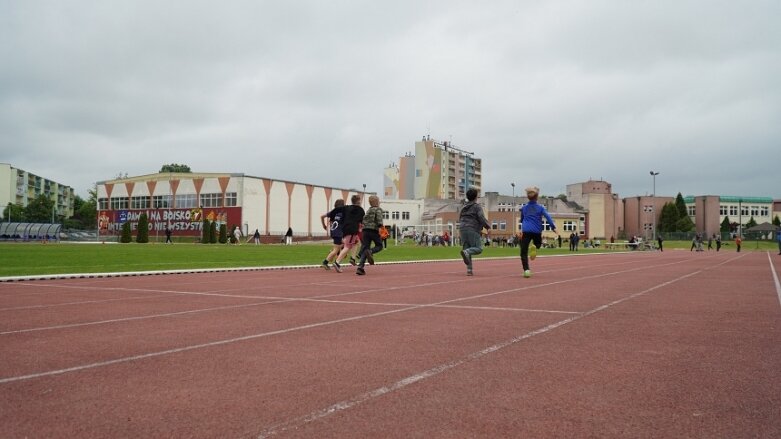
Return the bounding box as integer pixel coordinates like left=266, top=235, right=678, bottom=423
left=2, top=251, right=780, bottom=437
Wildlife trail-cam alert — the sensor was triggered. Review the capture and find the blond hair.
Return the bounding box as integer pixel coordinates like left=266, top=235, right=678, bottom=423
left=369, top=195, right=380, bottom=207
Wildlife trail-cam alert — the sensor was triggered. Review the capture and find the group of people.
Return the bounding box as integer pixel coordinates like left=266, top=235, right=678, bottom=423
left=320, top=194, right=385, bottom=276
left=690, top=233, right=723, bottom=252
left=459, top=185, right=557, bottom=278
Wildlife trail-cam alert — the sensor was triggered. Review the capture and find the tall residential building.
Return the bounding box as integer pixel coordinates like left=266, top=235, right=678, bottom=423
left=384, top=137, right=482, bottom=200
left=0, top=163, right=75, bottom=219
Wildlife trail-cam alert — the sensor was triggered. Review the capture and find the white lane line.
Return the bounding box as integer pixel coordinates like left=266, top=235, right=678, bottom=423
left=253, top=254, right=743, bottom=438
left=0, top=256, right=706, bottom=384
left=0, top=295, right=180, bottom=312
left=768, top=252, right=781, bottom=307
left=0, top=254, right=703, bottom=335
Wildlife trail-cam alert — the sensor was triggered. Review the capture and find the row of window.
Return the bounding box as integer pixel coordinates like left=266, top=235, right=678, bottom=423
left=98, top=193, right=238, bottom=210
left=382, top=211, right=411, bottom=220
left=716, top=205, right=769, bottom=217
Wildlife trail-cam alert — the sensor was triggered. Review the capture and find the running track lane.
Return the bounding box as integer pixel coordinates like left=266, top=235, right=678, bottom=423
left=1, top=252, right=779, bottom=438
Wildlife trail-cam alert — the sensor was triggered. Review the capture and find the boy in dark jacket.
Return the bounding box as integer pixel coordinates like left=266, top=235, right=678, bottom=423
left=458, top=188, right=490, bottom=276
left=356, top=195, right=384, bottom=275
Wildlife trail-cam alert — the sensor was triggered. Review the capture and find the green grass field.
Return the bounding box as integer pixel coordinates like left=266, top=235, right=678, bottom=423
left=0, top=240, right=777, bottom=277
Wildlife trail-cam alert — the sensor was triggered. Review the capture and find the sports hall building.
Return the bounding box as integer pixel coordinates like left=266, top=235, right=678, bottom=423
left=96, top=173, right=371, bottom=241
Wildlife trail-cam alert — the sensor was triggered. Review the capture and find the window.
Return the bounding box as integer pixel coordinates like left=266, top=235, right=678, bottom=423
left=687, top=205, right=696, bottom=216
left=750, top=206, right=759, bottom=216
left=153, top=195, right=172, bottom=209
left=382, top=211, right=389, bottom=220
left=392, top=211, right=400, bottom=220
left=98, top=198, right=109, bottom=210
left=110, top=197, right=128, bottom=209
left=741, top=205, right=749, bottom=216
left=761, top=206, right=769, bottom=216
left=542, top=219, right=554, bottom=231
left=402, top=211, right=410, bottom=220
left=224, top=192, right=237, bottom=207
left=415, top=169, right=423, bottom=177
left=131, top=196, right=150, bottom=209
left=729, top=206, right=738, bottom=216
left=200, top=193, right=222, bottom=208
left=563, top=221, right=576, bottom=231
left=499, top=221, right=506, bottom=231
left=175, top=194, right=197, bottom=208
left=719, top=205, right=728, bottom=216
left=491, top=221, right=498, bottom=230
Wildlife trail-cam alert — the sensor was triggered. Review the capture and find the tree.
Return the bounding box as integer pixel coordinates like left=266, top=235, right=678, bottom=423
left=773, top=215, right=780, bottom=227
left=674, top=193, right=688, bottom=219
left=556, top=194, right=568, bottom=202
left=2, top=203, right=25, bottom=222
left=120, top=222, right=132, bottom=243
left=136, top=213, right=149, bottom=243
left=209, top=222, right=217, bottom=244
left=658, top=202, right=679, bottom=233
left=159, top=164, right=192, bottom=173
left=745, top=216, right=757, bottom=229
left=721, top=216, right=731, bottom=232
left=676, top=215, right=695, bottom=233
left=202, top=219, right=211, bottom=244
left=219, top=223, right=228, bottom=244
left=24, top=195, right=55, bottom=223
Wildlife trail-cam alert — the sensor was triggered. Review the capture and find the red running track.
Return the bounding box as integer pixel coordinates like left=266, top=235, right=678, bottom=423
left=1, top=251, right=780, bottom=438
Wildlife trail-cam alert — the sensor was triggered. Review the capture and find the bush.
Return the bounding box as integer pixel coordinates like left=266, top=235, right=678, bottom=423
left=202, top=219, right=210, bottom=244
left=219, top=224, right=228, bottom=244
left=209, top=222, right=217, bottom=244
left=136, top=213, right=149, bottom=243
left=120, top=222, right=132, bottom=243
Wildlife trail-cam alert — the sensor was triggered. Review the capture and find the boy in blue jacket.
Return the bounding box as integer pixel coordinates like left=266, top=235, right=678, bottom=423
left=519, top=186, right=558, bottom=278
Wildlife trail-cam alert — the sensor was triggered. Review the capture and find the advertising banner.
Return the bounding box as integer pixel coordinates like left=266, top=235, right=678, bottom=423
left=97, top=207, right=242, bottom=237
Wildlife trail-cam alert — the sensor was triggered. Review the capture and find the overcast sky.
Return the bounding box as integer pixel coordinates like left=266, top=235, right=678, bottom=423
left=1, top=0, right=779, bottom=200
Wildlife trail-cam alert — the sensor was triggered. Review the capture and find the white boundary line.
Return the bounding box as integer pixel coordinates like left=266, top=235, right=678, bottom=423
left=768, top=252, right=781, bottom=307
left=0, top=255, right=708, bottom=385
left=253, top=254, right=744, bottom=438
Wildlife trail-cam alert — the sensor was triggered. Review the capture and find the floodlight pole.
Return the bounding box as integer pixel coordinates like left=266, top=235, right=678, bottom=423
left=650, top=171, right=659, bottom=246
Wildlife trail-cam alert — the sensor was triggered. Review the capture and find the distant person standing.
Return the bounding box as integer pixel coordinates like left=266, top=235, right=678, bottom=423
left=569, top=232, right=576, bottom=251
left=707, top=234, right=714, bottom=251
left=252, top=229, right=261, bottom=245
left=557, top=234, right=562, bottom=248
left=285, top=227, right=293, bottom=245
left=458, top=188, right=490, bottom=276
left=735, top=235, right=742, bottom=252
left=233, top=225, right=242, bottom=245
left=519, top=186, right=558, bottom=278
left=716, top=234, right=722, bottom=251
left=164, top=225, right=173, bottom=244
left=657, top=235, right=663, bottom=252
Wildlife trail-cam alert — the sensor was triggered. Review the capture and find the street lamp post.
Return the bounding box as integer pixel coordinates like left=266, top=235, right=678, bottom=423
left=362, top=184, right=366, bottom=209
left=510, top=183, right=516, bottom=238
left=650, top=171, right=659, bottom=246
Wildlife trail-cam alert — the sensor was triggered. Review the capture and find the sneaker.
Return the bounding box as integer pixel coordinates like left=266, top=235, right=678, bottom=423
left=364, top=249, right=375, bottom=265
left=356, top=267, right=366, bottom=275
left=349, top=257, right=357, bottom=266
left=460, top=250, right=471, bottom=266
left=529, top=245, right=537, bottom=261
left=333, top=262, right=342, bottom=273
left=523, top=270, right=532, bottom=278
left=321, top=260, right=330, bottom=270
left=466, top=269, right=473, bottom=276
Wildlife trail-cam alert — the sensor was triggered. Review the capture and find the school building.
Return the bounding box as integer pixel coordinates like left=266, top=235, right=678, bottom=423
left=95, top=172, right=373, bottom=241
left=684, top=195, right=776, bottom=236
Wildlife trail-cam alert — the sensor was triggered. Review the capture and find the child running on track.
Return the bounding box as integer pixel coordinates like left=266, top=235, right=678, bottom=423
left=519, top=186, right=558, bottom=278
left=458, top=188, right=491, bottom=276
left=332, top=194, right=365, bottom=273
left=356, top=195, right=384, bottom=276
left=320, top=199, right=345, bottom=270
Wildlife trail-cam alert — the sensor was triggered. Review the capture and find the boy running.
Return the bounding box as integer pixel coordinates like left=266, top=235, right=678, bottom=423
left=320, top=199, right=346, bottom=270
left=519, top=186, right=558, bottom=278
left=458, top=188, right=491, bottom=276
left=332, top=195, right=365, bottom=273
left=356, top=195, right=384, bottom=275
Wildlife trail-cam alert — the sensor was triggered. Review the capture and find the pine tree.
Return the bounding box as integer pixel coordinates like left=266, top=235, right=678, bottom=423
left=120, top=222, right=132, bottom=243
left=219, top=224, right=228, bottom=244
left=773, top=215, right=781, bottom=227
left=202, top=219, right=210, bottom=244
left=658, top=202, right=679, bottom=232
left=745, top=216, right=757, bottom=229
left=209, top=222, right=217, bottom=244
left=721, top=216, right=731, bottom=232
left=674, top=193, right=688, bottom=219
left=136, top=213, right=149, bottom=243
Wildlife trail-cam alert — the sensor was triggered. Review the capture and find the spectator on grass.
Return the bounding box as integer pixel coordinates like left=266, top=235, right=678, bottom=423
left=253, top=229, right=261, bottom=245
left=735, top=235, right=742, bottom=252
left=285, top=227, right=293, bottom=245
